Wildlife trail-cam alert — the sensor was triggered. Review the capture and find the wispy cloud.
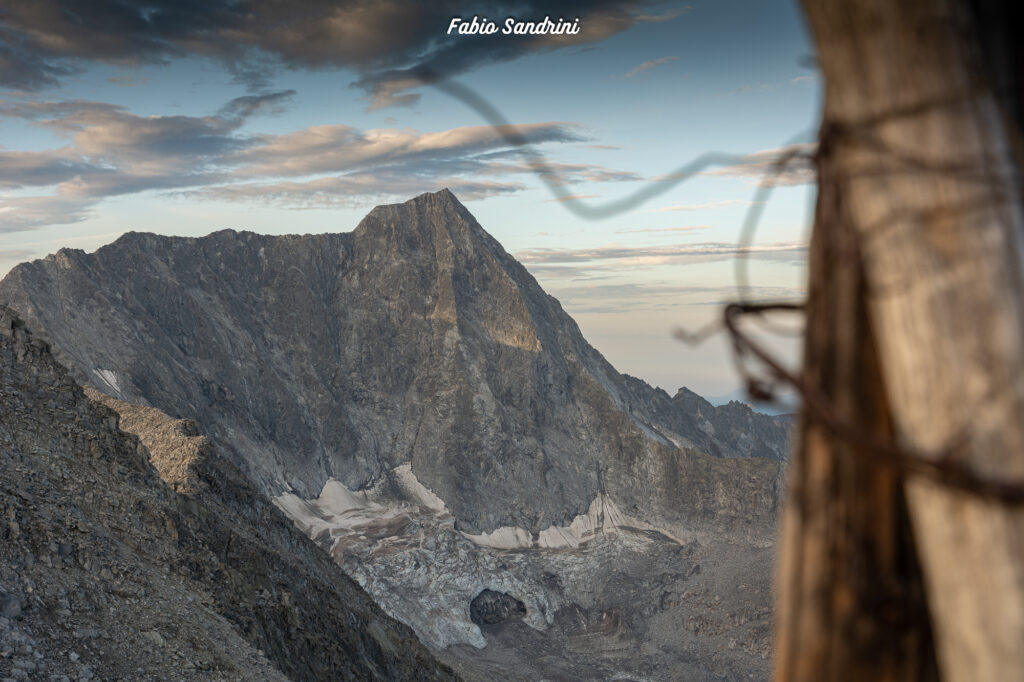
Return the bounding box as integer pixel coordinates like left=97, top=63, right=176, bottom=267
left=0, top=104, right=646, bottom=231
left=522, top=263, right=618, bottom=280
left=0, top=249, right=35, bottom=262
left=614, top=225, right=708, bottom=233
left=624, top=55, right=679, bottom=78
left=656, top=199, right=752, bottom=212
left=538, top=281, right=807, bottom=314
left=180, top=175, right=525, bottom=207
left=515, top=241, right=807, bottom=266
left=633, top=7, right=691, bottom=23
left=483, top=159, right=642, bottom=184
left=728, top=74, right=815, bottom=94
left=0, top=196, right=97, bottom=230
left=0, top=148, right=108, bottom=190
left=231, top=122, right=585, bottom=178
left=0, top=95, right=282, bottom=229
left=544, top=194, right=600, bottom=203
left=0, top=94, right=640, bottom=231
left=704, top=143, right=816, bottom=186
left=105, top=74, right=147, bottom=87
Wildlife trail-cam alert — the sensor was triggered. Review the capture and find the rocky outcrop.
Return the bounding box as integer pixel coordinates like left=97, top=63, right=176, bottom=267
left=0, top=189, right=783, bottom=540
left=469, top=591, right=527, bottom=626
left=0, top=306, right=455, bottom=681
left=84, top=388, right=209, bottom=494
left=669, top=387, right=792, bottom=460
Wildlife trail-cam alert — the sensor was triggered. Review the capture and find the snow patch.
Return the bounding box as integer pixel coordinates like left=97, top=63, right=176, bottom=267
left=272, top=465, right=687, bottom=651
left=465, top=494, right=685, bottom=550
left=273, top=477, right=397, bottom=541
left=272, top=468, right=558, bottom=650
left=392, top=463, right=449, bottom=514
left=94, top=368, right=122, bottom=395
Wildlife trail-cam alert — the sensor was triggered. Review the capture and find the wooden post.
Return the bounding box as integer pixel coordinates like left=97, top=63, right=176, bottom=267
left=772, top=129, right=938, bottom=681
left=776, top=0, right=1024, bottom=679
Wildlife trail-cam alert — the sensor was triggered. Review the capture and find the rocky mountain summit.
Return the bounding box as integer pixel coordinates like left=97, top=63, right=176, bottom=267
left=0, top=189, right=786, bottom=536
left=0, top=190, right=790, bottom=680
left=0, top=305, right=454, bottom=681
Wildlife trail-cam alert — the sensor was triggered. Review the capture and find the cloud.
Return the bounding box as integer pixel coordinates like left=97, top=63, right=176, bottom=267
left=542, top=281, right=806, bottom=313
left=632, top=7, right=691, bottom=23
left=0, top=1, right=687, bottom=107
left=180, top=175, right=524, bottom=207
left=0, top=28, right=78, bottom=90
left=656, top=199, right=752, bottom=212
left=624, top=55, right=678, bottom=78
left=0, top=99, right=123, bottom=120
left=728, top=74, right=815, bottom=94
left=3, top=99, right=264, bottom=175
left=0, top=195, right=97, bottom=232
left=356, top=6, right=690, bottom=108
left=544, top=194, right=600, bottom=203
left=232, top=122, right=586, bottom=177
left=535, top=162, right=641, bottom=183
left=515, top=241, right=807, bottom=267
left=521, top=263, right=618, bottom=280
left=483, top=159, right=642, bottom=185
left=1, top=230, right=127, bottom=250
left=218, top=90, right=296, bottom=119
left=0, top=95, right=284, bottom=225
left=614, top=225, right=708, bottom=233
left=0, top=148, right=108, bottom=189
left=105, top=74, right=147, bottom=87
left=704, top=143, right=816, bottom=186
left=0, top=94, right=625, bottom=230
left=0, top=249, right=36, bottom=262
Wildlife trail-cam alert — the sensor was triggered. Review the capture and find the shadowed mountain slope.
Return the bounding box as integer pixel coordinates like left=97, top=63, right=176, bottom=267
left=0, top=305, right=455, bottom=680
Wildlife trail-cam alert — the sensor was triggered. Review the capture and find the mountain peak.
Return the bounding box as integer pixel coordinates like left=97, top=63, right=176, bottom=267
left=0, top=194, right=784, bottom=533
left=417, top=187, right=459, bottom=203
left=359, top=188, right=472, bottom=230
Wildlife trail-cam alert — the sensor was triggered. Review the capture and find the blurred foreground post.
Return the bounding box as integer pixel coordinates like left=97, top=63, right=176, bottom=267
left=776, top=1, right=1024, bottom=680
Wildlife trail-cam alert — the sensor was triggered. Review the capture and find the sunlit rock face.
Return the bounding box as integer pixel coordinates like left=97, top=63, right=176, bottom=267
left=0, top=190, right=788, bottom=680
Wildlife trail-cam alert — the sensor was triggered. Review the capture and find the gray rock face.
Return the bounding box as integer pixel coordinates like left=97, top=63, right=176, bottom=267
left=0, top=305, right=455, bottom=681
left=0, top=189, right=783, bottom=539
left=667, top=386, right=792, bottom=461
left=0, top=592, right=22, bottom=620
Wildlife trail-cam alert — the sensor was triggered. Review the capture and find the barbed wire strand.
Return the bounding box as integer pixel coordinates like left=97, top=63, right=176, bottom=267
left=724, top=303, right=1024, bottom=502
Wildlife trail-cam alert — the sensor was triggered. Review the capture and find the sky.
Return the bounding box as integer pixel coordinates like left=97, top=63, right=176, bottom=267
left=0, top=0, right=819, bottom=398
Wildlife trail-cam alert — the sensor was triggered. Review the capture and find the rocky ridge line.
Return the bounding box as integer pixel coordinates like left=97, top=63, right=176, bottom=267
left=0, top=190, right=784, bottom=541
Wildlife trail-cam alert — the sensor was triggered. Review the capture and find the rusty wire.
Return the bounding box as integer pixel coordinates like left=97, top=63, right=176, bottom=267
left=724, top=302, right=1024, bottom=503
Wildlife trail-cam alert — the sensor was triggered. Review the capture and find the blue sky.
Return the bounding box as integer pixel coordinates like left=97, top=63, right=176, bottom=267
left=0, top=0, right=819, bottom=396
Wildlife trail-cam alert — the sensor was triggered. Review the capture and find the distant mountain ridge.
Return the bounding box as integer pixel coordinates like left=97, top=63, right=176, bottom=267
left=707, top=387, right=799, bottom=417
left=0, top=190, right=784, bottom=539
